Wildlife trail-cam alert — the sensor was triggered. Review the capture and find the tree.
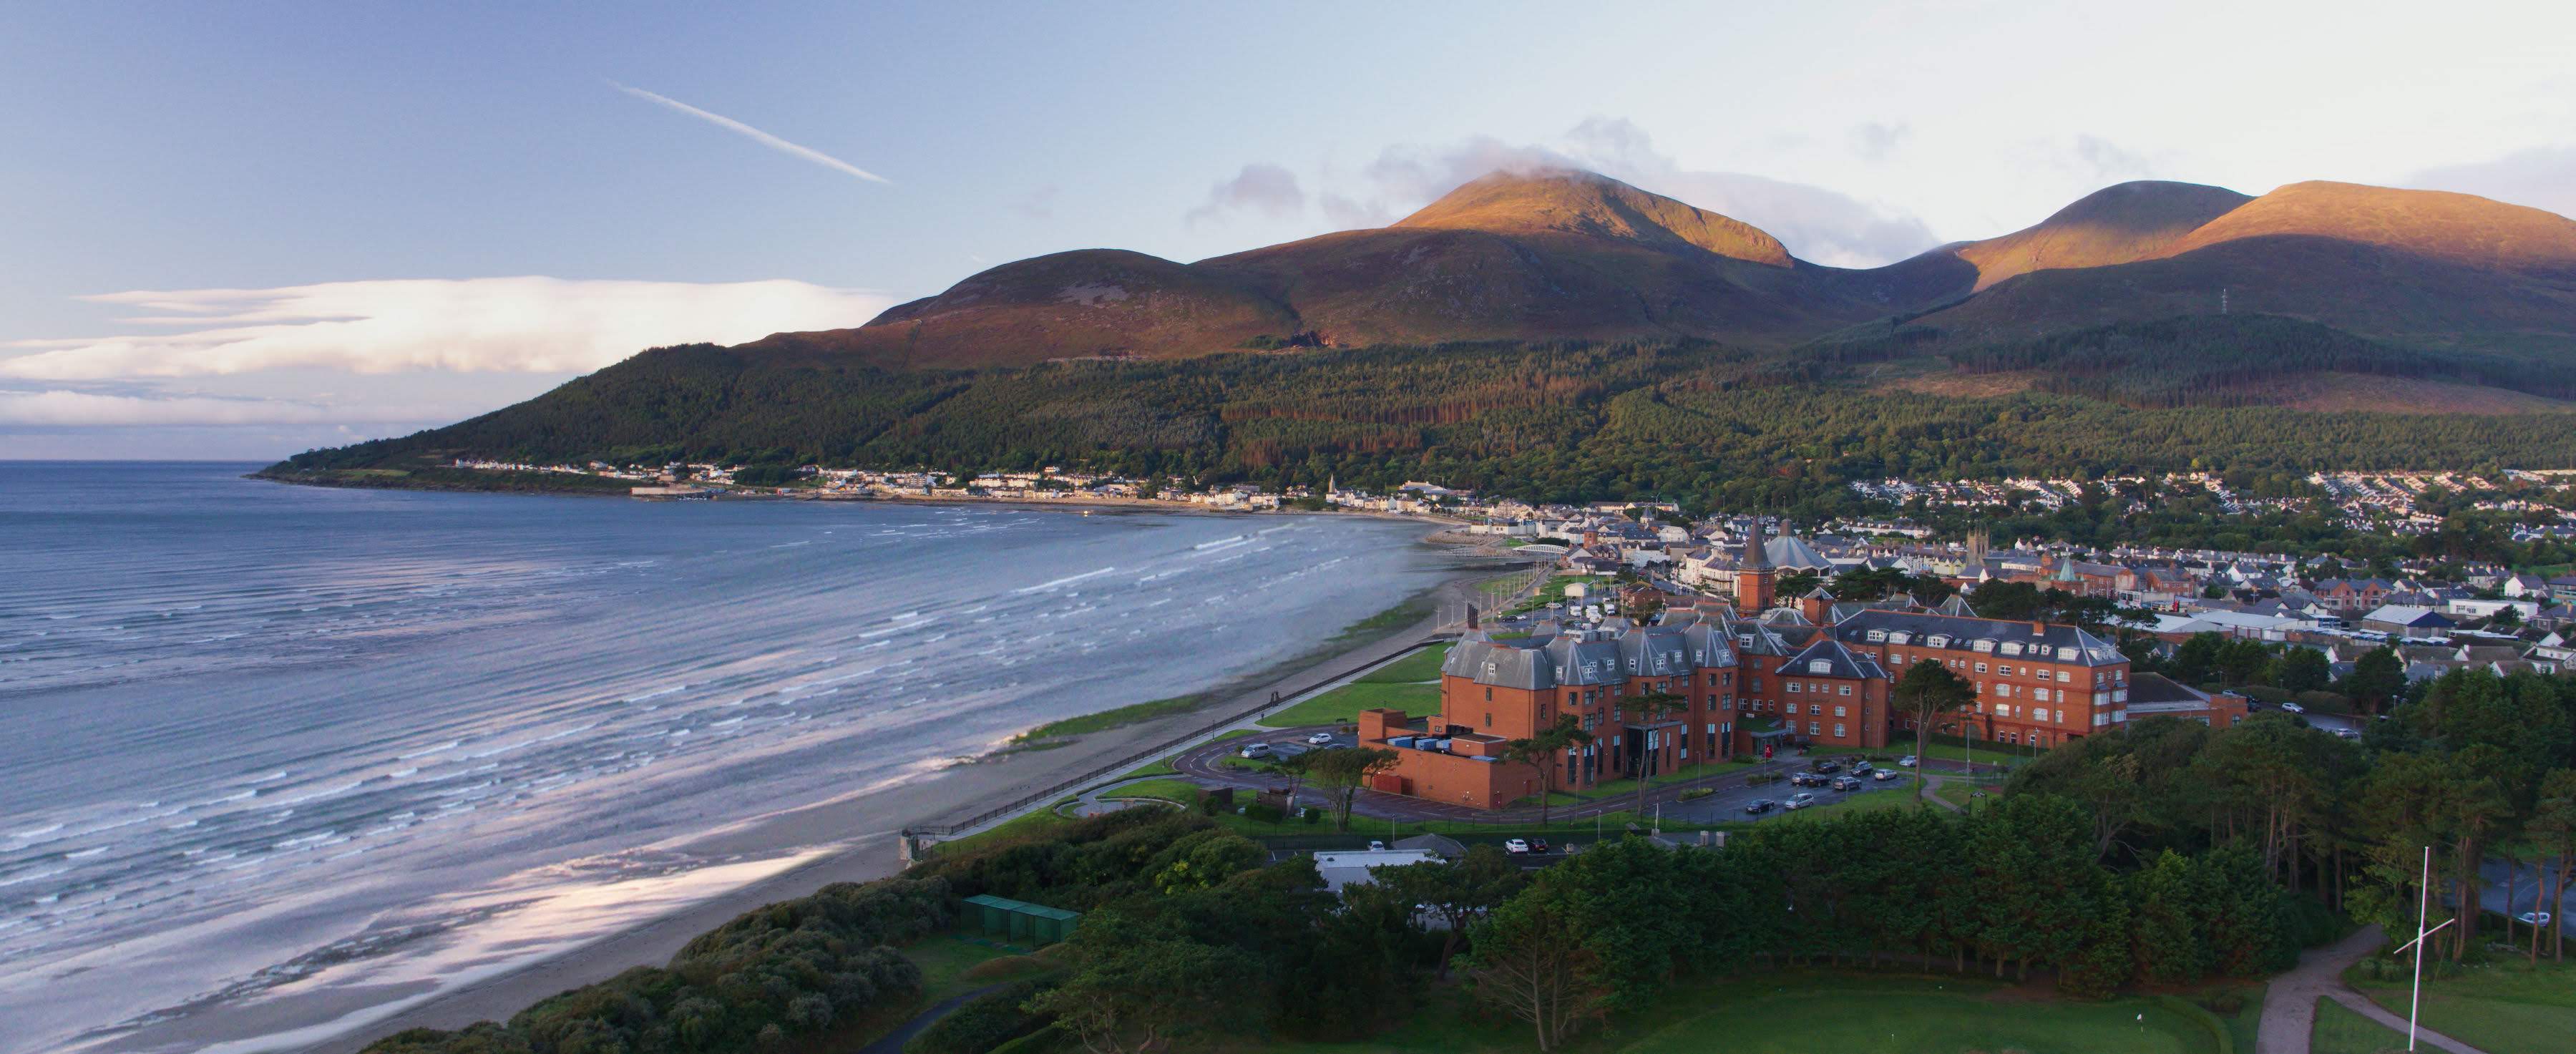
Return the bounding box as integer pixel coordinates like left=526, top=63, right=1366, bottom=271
left=1306, top=747, right=1399, bottom=831
left=2215, top=638, right=2272, bottom=687
left=2269, top=647, right=2331, bottom=693
left=1971, top=580, right=2044, bottom=621
left=1616, top=691, right=1688, bottom=819
left=1381, top=846, right=1526, bottom=977
left=1502, top=716, right=1593, bottom=826
left=2170, top=633, right=2224, bottom=684
left=2343, top=647, right=2406, bottom=713
left=1892, top=660, right=1976, bottom=804
left=1023, top=935, right=1258, bottom=1054
left=1460, top=894, right=1606, bottom=1053
left=2530, top=769, right=2576, bottom=962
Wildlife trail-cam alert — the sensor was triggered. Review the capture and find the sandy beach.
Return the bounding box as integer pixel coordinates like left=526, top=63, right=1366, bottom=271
left=259, top=527, right=1518, bottom=1054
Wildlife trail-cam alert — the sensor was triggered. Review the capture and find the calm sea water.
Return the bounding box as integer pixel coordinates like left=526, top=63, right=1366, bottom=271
left=0, top=462, right=1448, bottom=1054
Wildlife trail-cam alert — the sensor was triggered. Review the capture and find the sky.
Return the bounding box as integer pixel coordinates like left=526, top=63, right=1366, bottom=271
left=4, top=1, right=2572, bottom=460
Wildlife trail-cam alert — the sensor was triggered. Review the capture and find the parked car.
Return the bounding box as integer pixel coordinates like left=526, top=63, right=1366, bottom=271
left=1790, top=772, right=1827, bottom=787
left=1306, top=731, right=1335, bottom=745
left=2280, top=701, right=2306, bottom=714
left=1368, top=839, right=1387, bottom=851
left=1813, top=760, right=1840, bottom=774
left=1503, top=838, right=1531, bottom=854
left=1873, top=768, right=1902, bottom=781
left=1832, top=776, right=1861, bottom=791
left=1898, top=755, right=1918, bottom=768
left=1529, top=838, right=1551, bottom=854
left=1785, top=792, right=1818, bottom=810
left=1851, top=761, right=1875, bottom=775
left=1239, top=743, right=1274, bottom=759
left=1744, top=799, right=1777, bottom=815
left=2517, top=911, right=2554, bottom=927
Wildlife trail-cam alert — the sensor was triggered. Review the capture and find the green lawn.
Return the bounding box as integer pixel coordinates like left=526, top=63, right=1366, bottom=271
left=1353, top=644, right=1450, bottom=684
left=1248, top=971, right=2228, bottom=1054
left=922, top=808, right=1075, bottom=860
left=1259, top=680, right=1439, bottom=728
left=2348, top=957, right=2576, bottom=1054
left=1933, top=779, right=1989, bottom=809
left=1013, top=693, right=1211, bottom=742
left=1105, top=778, right=1203, bottom=806
left=2310, top=997, right=2407, bottom=1054
left=1780, top=778, right=1925, bottom=819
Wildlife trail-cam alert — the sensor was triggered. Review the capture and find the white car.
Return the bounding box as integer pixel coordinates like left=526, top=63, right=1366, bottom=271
left=1503, top=838, right=1531, bottom=854
left=1873, top=768, right=1901, bottom=781
left=1238, top=743, right=1273, bottom=759
left=2517, top=911, right=2554, bottom=927
left=1785, top=792, right=1817, bottom=811
left=1367, top=839, right=1387, bottom=851
left=2280, top=702, right=2306, bottom=714
left=1898, top=755, right=1918, bottom=768
left=1306, top=731, right=1335, bottom=745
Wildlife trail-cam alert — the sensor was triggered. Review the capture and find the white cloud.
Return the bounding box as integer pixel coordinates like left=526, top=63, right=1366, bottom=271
left=1, top=277, right=897, bottom=381
left=2406, top=145, right=2576, bottom=219
left=1184, top=164, right=1308, bottom=225
left=0, top=389, right=439, bottom=427
left=610, top=82, right=890, bottom=185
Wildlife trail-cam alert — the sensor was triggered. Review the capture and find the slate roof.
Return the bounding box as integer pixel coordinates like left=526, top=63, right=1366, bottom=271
left=1829, top=610, right=2127, bottom=667
left=1774, top=637, right=1888, bottom=680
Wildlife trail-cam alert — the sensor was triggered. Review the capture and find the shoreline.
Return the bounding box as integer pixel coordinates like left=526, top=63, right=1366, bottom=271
left=253, top=522, right=1516, bottom=1054
left=248, top=468, right=1468, bottom=528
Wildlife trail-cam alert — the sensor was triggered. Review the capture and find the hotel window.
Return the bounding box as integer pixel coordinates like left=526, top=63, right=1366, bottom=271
left=1833, top=705, right=1846, bottom=718
left=2057, top=670, right=2073, bottom=683
left=1834, top=723, right=1846, bottom=738
left=1975, top=662, right=1988, bottom=673
left=1808, top=722, right=1820, bottom=735
left=1787, top=681, right=1802, bottom=693
left=1485, top=687, right=1493, bottom=701
left=1838, top=685, right=1851, bottom=696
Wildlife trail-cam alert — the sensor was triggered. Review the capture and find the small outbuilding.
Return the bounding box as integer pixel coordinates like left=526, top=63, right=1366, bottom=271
left=961, top=894, right=1081, bottom=947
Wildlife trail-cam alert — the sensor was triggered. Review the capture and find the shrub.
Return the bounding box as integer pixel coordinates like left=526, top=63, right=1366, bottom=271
left=1243, top=802, right=1286, bottom=824
left=904, top=979, right=1059, bottom=1054
left=1678, top=788, right=1713, bottom=801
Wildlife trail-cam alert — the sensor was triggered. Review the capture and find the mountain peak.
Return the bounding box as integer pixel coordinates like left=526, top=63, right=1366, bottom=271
left=1393, top=168, right=1795, bottom=268
left=1953, top=180, right=2253, bottom=290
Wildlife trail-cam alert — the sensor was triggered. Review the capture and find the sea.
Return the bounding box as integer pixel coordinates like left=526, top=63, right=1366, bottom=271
left=0, top=462, right=1453, bottom=1054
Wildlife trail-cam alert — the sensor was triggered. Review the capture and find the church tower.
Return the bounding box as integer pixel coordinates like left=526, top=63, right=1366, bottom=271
left=1735, top=515, right=1775, bottom=614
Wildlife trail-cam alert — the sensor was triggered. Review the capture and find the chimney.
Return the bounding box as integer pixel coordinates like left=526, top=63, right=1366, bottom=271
left=2031, top=620, right=2046, bottom=634
left=1466, top=603, right=1480, bottom=630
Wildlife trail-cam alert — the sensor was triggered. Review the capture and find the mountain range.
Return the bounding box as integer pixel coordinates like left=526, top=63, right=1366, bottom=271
left=268, top=167, right=2576, bottom=503
left=755, top=167, right=2576, bottom=369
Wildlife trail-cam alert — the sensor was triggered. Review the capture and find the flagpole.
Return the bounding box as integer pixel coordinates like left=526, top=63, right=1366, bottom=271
left=2411, top=844, right=2429, bottom=1052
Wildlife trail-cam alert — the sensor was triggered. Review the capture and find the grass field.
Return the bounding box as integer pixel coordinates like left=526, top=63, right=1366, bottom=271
left=1506, top=575, right=1612, bottom=615
left=1245, top=971, right=2228, bottom=1054
left=1259, top=680, right=1439, bottom=728
left=1353, top=644, right=1450, bottom=684
left=2310, top=996, right=2407, bottom=1054
left=2347, top=957, right=2576, bottom=1054
left=1013, top=693, right=1211, bottom=743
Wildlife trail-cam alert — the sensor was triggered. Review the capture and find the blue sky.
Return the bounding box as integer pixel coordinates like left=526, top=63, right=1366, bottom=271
left=5, top=1, right=2572, bottom=459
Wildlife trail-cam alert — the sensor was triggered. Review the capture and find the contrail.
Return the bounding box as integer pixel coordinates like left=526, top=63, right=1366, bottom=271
left=609, top=81, right=889, bottom=185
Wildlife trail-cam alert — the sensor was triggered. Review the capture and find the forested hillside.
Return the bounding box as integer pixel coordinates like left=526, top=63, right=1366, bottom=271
left=271, top=321, right=2576, bottom=510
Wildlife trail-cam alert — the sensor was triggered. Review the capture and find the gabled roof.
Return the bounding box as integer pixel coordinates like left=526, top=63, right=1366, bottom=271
left=1774, top=637, right=1888, bottom=680
left=1764, top=535, right=1834, bottom=570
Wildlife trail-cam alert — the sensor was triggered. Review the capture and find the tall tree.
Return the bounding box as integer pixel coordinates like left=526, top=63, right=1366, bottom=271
left=1893, top=660, right=1976, bottom=804
left=1502, top=716, right=1593, bottom=826
left=1460, top=894, right=1606, bottom=1053
left=1616, top=691, right=1688, bottom=819
left=1307, top=747, right=1400, bottom=832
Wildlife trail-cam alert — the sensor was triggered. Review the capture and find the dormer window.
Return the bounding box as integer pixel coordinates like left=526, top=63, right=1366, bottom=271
left=1927, top=635, right=1950, bottom=648
left=1865, top=630, right=1887, bottom=643
left=1889, top=632, right=1911, bottom=645
left=2001, top=642, right=2023, bottom=656
left=1808, top=659, right=1832, bottom=674
left=1973, top=640, right=1996, bottom=653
